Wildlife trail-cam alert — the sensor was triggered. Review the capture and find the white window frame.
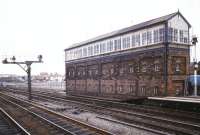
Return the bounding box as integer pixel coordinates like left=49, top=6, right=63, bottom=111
left=83, top=46, right=88, bottom=57
left=94, top=43, right=100, bottom=55
left=147, top=31, right=152, bottom=45
left=142, top=32, right=147, bottom=45
left=135, top=33, right=140, bottom=46
left=100, top=41, right=106, bottom=54
left=122, top=35, right=131, bottom=50
left=114, top=37, right=121, bottom=51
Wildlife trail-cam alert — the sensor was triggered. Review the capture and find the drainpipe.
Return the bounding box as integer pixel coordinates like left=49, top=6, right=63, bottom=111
left=164, top=22, right=169, bottom=96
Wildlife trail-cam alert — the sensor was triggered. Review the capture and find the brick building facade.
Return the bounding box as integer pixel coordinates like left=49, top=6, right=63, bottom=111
left=65, top=11, right=191, bottom=99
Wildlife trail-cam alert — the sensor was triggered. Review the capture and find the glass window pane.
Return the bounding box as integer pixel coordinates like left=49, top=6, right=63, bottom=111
left=147, top=31, right=152, bottom=44
left=136, top=34, right=140, bottom=46
left=100, top=42, right=106, bottom=53
left=174, top=29, right=178, bottom=42
left=142, top=32, right=147, bottom=45
left=154, top=29, right=159, bottom=43
left=179, top=30, right=184, bottom=43
left=159, top=28, right=164, bottom=42
left=168, top=27, right=173, bottom=42
left=132, top=35, right=136, bottom=47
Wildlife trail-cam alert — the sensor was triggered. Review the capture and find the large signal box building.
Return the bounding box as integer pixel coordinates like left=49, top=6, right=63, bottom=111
left=64, top=11, right=191, bottom=99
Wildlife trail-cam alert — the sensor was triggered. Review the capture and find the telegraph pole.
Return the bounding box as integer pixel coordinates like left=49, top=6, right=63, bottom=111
left=2, top=55, right=43, bottom=100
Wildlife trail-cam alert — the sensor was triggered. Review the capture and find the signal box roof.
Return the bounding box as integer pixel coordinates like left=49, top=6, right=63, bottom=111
left=65, top=11, right=191, bottom=51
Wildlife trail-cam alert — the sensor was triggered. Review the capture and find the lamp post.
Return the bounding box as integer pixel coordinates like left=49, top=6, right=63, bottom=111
left=192, top=36, right=198, bottom=96
left=2, top=55, right=43, bottom=100
left=194, top=62, right=198, bottom=96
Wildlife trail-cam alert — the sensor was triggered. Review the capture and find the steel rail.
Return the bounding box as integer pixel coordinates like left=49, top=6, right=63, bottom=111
left=0, top=108, right=30, bottom=135
left=0, top=91, right=114, bottom=135
left=30, top=92, right=200, bottom=135
left=3, top=89, right=200, bottom=135
left=7, top=87, right=200, bottom=123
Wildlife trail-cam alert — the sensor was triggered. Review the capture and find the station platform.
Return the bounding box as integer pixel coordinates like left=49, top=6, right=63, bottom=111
left=148, top=96, right=200, bottom=104
left=146, top=96, right=200, bottom=113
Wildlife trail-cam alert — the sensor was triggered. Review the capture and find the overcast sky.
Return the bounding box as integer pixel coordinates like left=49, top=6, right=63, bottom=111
left=0, top=0, right=199, bottom=75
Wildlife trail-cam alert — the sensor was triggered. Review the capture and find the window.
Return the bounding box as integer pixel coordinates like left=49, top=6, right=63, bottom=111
left=141, top=62, right=147, bottom=73
left=114, top=38, right=121, bottom=51
left=82, top=70, right=86, bottom=76
left=173, top=29, right=178, bottom=42
left=119, top=85, right=123, bottom=92
left=184, top=37, right=188, bottom=43
left=129, top=85, right=135, bottom=94
left=67, top=51, right=70, bottom=61
left=107, top=40, right=113, bottom=52
left=130, top=85, right=136, bottom=95
left=122, top=37, right=126, bottom=49
left=122, top=36, right=130, bottom=49
left=94, top=44, right=100, bottom=55
left=168, top=27, right=173, bottom=42
left=68, top=71, right=71, bottom=76
left=88, top=70, right=92, bottom=77
left=68, top=52, right=71, bottom=60
left=119, top=65, right=125, bottom=75
left=175, top=64, right=180, bottom=72
left=183, top=30, right=188, bottom=43
left=83, top=47, right=87, bottom=57
left=77, top=48, right=82, bottom=58
left=128, top=64, right=134, bottom=73
left=73, top=49, right=77, bottom=59
left=88, top=46, right=93, bottom=56
left=76, top=49, right=79, bottom=59
left=159, top=28, right=164, bottom=42
left=140, top=87, right=146, bottom=96
left=69, top=51, right=73, bottom=60
left=100, top=42, right=106, bottom=53
left=77, top=68, right=85, bottom=77
left=132, top=35, right=136, bottom=47
left=67, top=51, right=70, bottom=60
left=154, top=29, right=159, bottom=43
left=127, top=37, right=130, bottom=48
left=153, top=87, right=158, bottom=96
left=77, top=70, right=81, bottom=77
left=94, top=69, right=99, bottom=76
left=75, top=49, right=78, bottom=59
left=154, top=64, right=160, bottom=72
left=142, top=32, right=147, bottom=45
left=135, top=34, right=140, bottom=46
left=68, top=69, right=75, bottom=78
left=135, top=64, right=140, bottom=73
left=179, top=30, right=184, bottom=43
left=147, top=31, right=152, bottom=44
left=110, top=68, right=114, bottom=75
left=154, top=60, right=160, bottom=72
left=65, top=51, right=68, bottom=61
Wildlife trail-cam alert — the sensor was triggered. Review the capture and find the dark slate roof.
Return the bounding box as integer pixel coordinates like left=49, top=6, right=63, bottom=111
left=65, top=11, right=191, bottom=51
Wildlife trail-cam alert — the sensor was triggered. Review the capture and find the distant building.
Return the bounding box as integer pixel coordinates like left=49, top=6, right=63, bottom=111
left=65, top=11, right=191, bottom=99
left=33, top=72, right=64, bottom=82
left=0, top=74, right=25, bottom=82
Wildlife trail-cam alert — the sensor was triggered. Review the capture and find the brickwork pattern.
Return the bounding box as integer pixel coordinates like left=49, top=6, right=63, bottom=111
left=65, top=46, right=189, bottom=99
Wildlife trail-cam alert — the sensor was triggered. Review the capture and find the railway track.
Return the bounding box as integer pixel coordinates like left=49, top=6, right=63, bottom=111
left=26, top=93, right=200, bottom=135
left=4, top=87, right=200, bottom=122
left=0, top=108, right=30, bottom=135
left=0, top=92, right=114, bottom=135
left=2, top=87, right=200, bottom=135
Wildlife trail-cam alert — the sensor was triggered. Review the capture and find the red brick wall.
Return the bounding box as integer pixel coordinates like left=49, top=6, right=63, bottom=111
left=65, top=45, right=190, bottom=98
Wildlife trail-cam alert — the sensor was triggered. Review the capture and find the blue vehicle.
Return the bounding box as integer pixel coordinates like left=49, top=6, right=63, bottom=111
left=185, top=75, right=200, bottom=96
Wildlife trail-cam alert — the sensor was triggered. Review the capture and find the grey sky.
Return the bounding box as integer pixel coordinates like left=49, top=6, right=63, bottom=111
left=0, top=0, right=199, bottom=75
